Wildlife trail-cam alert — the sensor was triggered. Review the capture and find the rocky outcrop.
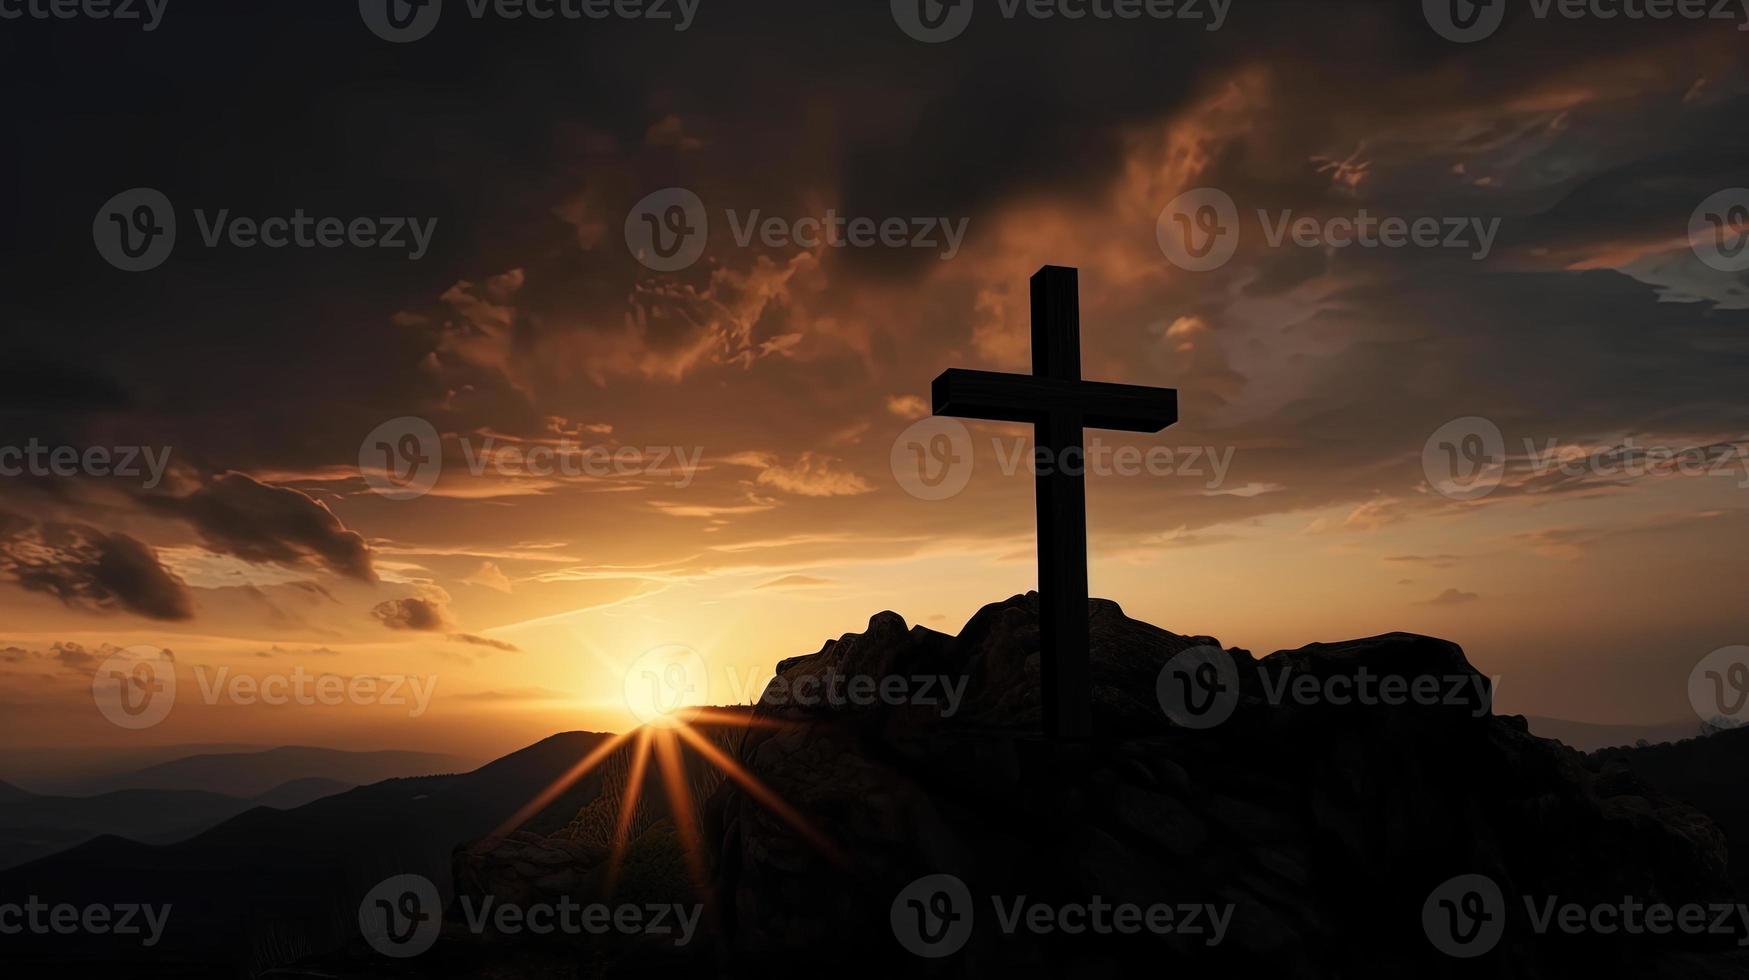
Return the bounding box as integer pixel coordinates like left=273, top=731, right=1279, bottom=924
left=443, top=594, right=1745, bottom=977
left=706, top=593, right=1744, bottom=977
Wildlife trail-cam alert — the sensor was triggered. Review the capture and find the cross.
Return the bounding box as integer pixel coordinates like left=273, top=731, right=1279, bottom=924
left=933, top=266, right=1179, bottom=738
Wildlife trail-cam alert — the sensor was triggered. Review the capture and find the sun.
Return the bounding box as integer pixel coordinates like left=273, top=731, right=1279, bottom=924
left=483, top=638, right=843, bottom=912
left=619, top=643, right=712, bottom=728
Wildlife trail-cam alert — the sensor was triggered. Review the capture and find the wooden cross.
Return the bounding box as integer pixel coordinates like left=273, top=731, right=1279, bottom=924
left=932, top=266, right=1179, bottom=737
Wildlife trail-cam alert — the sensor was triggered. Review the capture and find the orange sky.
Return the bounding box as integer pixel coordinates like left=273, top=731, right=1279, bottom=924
left=3, top=13, right=1748, bottom=764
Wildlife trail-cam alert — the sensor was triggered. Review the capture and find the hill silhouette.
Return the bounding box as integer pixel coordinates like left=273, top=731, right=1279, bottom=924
left=0, top=731, right=620, bottom=975
left=0, top=777, right=355, bottom=870
left=79, top=745, right=470, bottom=797
left=3, top=595, right=1747, bottom=978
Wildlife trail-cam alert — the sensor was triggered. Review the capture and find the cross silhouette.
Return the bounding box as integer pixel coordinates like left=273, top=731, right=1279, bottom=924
left=933, top=266, right=1179, bottom=737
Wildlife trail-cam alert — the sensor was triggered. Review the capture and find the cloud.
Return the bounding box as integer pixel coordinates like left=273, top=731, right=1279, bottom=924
left=1161, top=316, right=1211, bottom=353
left=144, top=473, right=375, bottom=582
left=1386, top=554, right=1465, bottom=569
left=49, top=642, right=98, bottom=669
left=0, top=641, right=171, bottom=674
left=461, top=561, right=514, bottom=593
left=648, top=498, right=776, bottom=519
left=0, top=513, right=194, bottom=621
left=372, top=596, right=455, bottom=632
left=886, top=395, right=930, bottom=418
left=449, top=633, right=521, bottom=652
left=645, top=114, right=705, bottom=151
left=754, top=574, right=838, bottom=591
left=725, top=451, right=875, bottom=497
left=1419, top=588, right=1481, bottom=607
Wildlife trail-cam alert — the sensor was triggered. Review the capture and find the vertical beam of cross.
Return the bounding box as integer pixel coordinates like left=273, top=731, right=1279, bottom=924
left=1030, top=268, right=1092, bottom=738
left=932, top=266, right=1179, bottom=738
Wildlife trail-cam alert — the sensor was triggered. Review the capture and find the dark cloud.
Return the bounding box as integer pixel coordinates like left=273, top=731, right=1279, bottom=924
left=0, top=513, right=194, bottom=621
left=49, top=642, right=96, bottom=669
left=449, top=633, right=521, bottom=652
left=0, top=357, right=132, bottom=415
left=143, top=473, right=375, bottom=582
left=372, top=597, right=454, bottom=632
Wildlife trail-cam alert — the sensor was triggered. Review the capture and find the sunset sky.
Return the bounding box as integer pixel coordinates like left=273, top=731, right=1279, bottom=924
left=3, top=2, right=1747, bottom=763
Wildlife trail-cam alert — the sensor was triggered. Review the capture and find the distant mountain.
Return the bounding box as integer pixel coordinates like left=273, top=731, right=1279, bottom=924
left=0, top=776, right=356, bottom=870
left=79, top=746, right=471, bottom=797
left=1526, top=715, right=1701, bottom=751
left=0, top=732, right=620, bottom=973
left=0, top=785, right=249, bottom=869
left=0, top=743, right=264, bottom=794
left=250, top=777, right=355, bottom=811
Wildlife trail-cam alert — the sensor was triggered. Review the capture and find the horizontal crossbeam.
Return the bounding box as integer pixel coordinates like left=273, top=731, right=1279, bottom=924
left=931, top=368, right=1178, bottom=433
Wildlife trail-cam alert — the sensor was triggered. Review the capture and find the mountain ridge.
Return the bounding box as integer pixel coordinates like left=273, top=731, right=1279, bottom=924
left=3, top=595, right=1747, bottom=977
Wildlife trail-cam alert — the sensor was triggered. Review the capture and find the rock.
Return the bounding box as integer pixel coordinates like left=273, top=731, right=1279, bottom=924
left=443, top=593, right=1741, bottom=978
left=706, top=593, right=1740, bottom=977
